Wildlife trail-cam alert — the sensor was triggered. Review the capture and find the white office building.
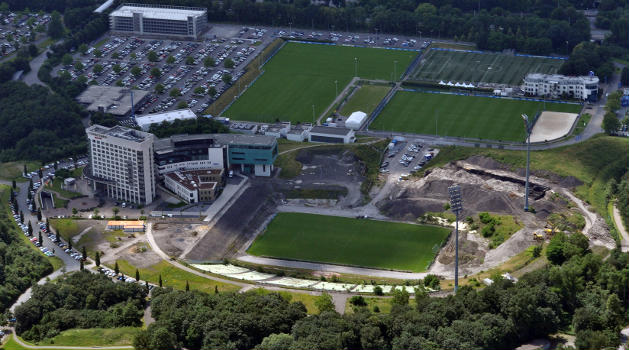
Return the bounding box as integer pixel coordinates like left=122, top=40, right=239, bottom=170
left=86, top=125, right=156, bottom=205
left=110, top=3, right=208, bottom=40
left=522, top=73, right=599, bottom=101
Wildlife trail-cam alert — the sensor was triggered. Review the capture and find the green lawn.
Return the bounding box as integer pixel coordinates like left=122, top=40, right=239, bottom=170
left=46, top=177, right=82, bottom=199
left=371, top=91, right=582, bottom=141
left=112, top=259, right=241, bottom=294
left=248, top=213, right=451, bottom=272
left=339, top=85, right=391, bottom=116
left=573, top=113, right=592, bottom=136
left=412, top=49, right=563, bottom=85
left=35, top=327, right=140, bottom=347
left=224, top=42, right=417, bottom=123
left=0, top=161, right=40, bottom=182
left=50, top=218, right=80, bottom=241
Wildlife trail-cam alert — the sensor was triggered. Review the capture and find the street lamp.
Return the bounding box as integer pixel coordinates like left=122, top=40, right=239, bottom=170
left=448, top=184, right=463, bottom=293
left=521, top=114, right=533, bottom=211
left=393, top=60, right=398, bottom=82
left=354, top=57, right=358, bottom=77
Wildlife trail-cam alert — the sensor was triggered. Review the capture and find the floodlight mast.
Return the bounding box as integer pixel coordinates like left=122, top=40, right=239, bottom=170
left=448, top=184, right=463, bottom=293
left=522, top=114, right=532, bottom=211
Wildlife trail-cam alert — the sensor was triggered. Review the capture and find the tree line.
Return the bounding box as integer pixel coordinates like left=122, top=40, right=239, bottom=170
left=14, top=271, right=147, bottom=342
left=0, top=187, right=53, bottom=315
left=147, top=117, right=229, bottom=138
left=134, top=238, right=628, bottom=350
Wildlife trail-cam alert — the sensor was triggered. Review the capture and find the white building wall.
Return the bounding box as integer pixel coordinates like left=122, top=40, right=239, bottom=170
left=164, top=176, right=197, bottom=203
left=254, top=164, right=272, bottom=177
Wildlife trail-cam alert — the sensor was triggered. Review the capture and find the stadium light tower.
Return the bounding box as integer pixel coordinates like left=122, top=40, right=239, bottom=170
left=521, top=114, right=533, bottom=211
left=448, top=184, right=463, bottom=293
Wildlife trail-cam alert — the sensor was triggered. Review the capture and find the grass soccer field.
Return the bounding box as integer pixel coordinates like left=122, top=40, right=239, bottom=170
left=411, top=49, right=563, bottom=85
left=247, top=213, right=451, bottom=272
left=370, top=91, right=582, bottom=141
left=224, top=42, right=417, bottom=123
left=339, top=85, right=391, bottom=116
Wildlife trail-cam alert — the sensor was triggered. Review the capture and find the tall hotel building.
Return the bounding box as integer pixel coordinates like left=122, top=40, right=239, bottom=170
left=86, top=125, right=156, bottom=205
left=109, top=3, right=208, bottom=40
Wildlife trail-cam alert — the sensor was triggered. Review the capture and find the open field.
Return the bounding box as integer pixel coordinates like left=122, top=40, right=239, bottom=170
left=411, top=49, right=563, bottom=85
left=113, top=259, right=241, bottom=294
left=224, top=42, right=417, bottom=123
left=339, top=85, right=391, bottom=116
left=419, top=135, right=629, bottom=219
left=36, top=327, right=140, bottom=347
left=370, top=91, right=582, bottom=141
left=248, top=213, right=451, bottom=272
left=0, top=161, right=40, bottom=182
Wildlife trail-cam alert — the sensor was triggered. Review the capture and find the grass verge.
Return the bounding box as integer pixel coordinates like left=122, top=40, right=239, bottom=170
left=46, top=178, right=83, bottom=199
left=339, top=84, right=391, bottom=116
left=35, top=327, right=140, bottom=347
left=112, top=259, right=240, bottom=294
left=572, top=113, right=592, bottom=136
left=0, top=161, right=39, bottom=182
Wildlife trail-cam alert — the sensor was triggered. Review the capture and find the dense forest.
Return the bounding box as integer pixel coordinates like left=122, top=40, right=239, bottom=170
left=147, top=117, right=229, bottom=138
left=14, top=271, right=147, bottom=341
left=0, top=82, right=86, bottom=162
left=0, top=187, right=53, bottom=314
left=136, top=237, right=628, bottom=350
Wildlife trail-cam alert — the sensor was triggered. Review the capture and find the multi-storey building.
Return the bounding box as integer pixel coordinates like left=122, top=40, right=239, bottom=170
left=154, top=134, right=278, bottom=177
left=164, top=169, right=224, bottom=203
left=522, top=73, right=599, bottom=101
left=86, top=125, right=156, bottom=205
left=110, top=3, right=208, bottom=40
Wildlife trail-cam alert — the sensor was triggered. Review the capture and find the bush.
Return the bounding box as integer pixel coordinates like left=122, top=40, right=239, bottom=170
left=423, top=274, right=441, bottom=290
left=349, top=295, right=366, bottom=306
left=373, top=286, right=383, bottom=296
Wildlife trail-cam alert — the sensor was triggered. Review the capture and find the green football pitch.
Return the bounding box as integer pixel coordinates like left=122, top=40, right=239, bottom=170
left=370, top=91, right=582, bottom=141
left=224, top=42, right=417, bottom=123
left=247, top=212, right=451, bottom=272
left=411, top=49, right=563, bottom=85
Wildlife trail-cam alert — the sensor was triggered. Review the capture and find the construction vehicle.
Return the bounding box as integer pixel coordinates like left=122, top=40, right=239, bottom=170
left=533, top=232, right=544, bottom=241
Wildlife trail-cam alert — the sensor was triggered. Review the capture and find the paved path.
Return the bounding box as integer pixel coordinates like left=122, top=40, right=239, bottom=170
left=332, top=294, right=348, bottom=314
left=317, top=77, right=359, bottom=124
left=613, top=203, right=629, bottom=252
left=22, top=47, right=51, bottom=87
left=71, top=226, right=93, bottom=244
left=9, top=269, right=68, bottom=313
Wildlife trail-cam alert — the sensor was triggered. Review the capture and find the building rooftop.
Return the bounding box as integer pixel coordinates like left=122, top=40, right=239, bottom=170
left=107, top=220, right=145, bottom=227
left=135, top=109, right=197, bottom=131
left=154, top=133, right=276, bottom=153
left=110, top=3, right=207, bottom=21
left=524, top=73, right=599, bottom=84
left=77, top=85, right=148, bottom=116
left=288, top=125, right=311, bottom=134
left=166, top=170, right=221, bottom=191
left=87, top=125, right=153, bottom=143
left=310, top=126, right=354, bottom=136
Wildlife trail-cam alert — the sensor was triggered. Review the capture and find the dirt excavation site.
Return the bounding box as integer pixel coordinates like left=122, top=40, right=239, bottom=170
left=144, top=147, right=615, bottom=281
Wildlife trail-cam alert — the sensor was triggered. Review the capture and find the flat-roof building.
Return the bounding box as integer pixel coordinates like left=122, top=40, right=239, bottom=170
left=86, top=125, right=156, bottom=205
left=106, top=220, right=145, bottom=232
left=309, top=126, right=355, bottom=144
left=522, top=73, right=599, bottom=101
left=110, top=3, right=208, bottom=39
left=135, top=108, right=197, bottom=131
left=154, top=133, right=278, bottom=177
left=164, top=169, right=223, bottom=203
left=77, top=86, right=148, bottom=117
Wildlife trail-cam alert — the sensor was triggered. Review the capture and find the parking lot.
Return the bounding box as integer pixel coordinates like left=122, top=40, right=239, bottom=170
left=55, top=27, right=274, bottom=125
left=379, top=140, right=439, bottom=182
left=0, top=11, right=50, bottom=60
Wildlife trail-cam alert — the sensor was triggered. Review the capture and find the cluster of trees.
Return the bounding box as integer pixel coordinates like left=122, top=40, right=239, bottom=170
left=14, top=271, right=147, bottom=341
left=607, top=171, right=629, bottom=234
left=0, top=82, right=86, bottom=162
left=134, top=237, right=627, bottom=350
left=0, top=191, right=53, bottom=314
left=602, top=90, right=624, bottom=134
left=147, top=117, right=229, bottom=138
left=595, top=0, right=628, bottom=48
left=135, top=0, right=590, bottom=55
left=560, top=42, right=615, bottom=82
